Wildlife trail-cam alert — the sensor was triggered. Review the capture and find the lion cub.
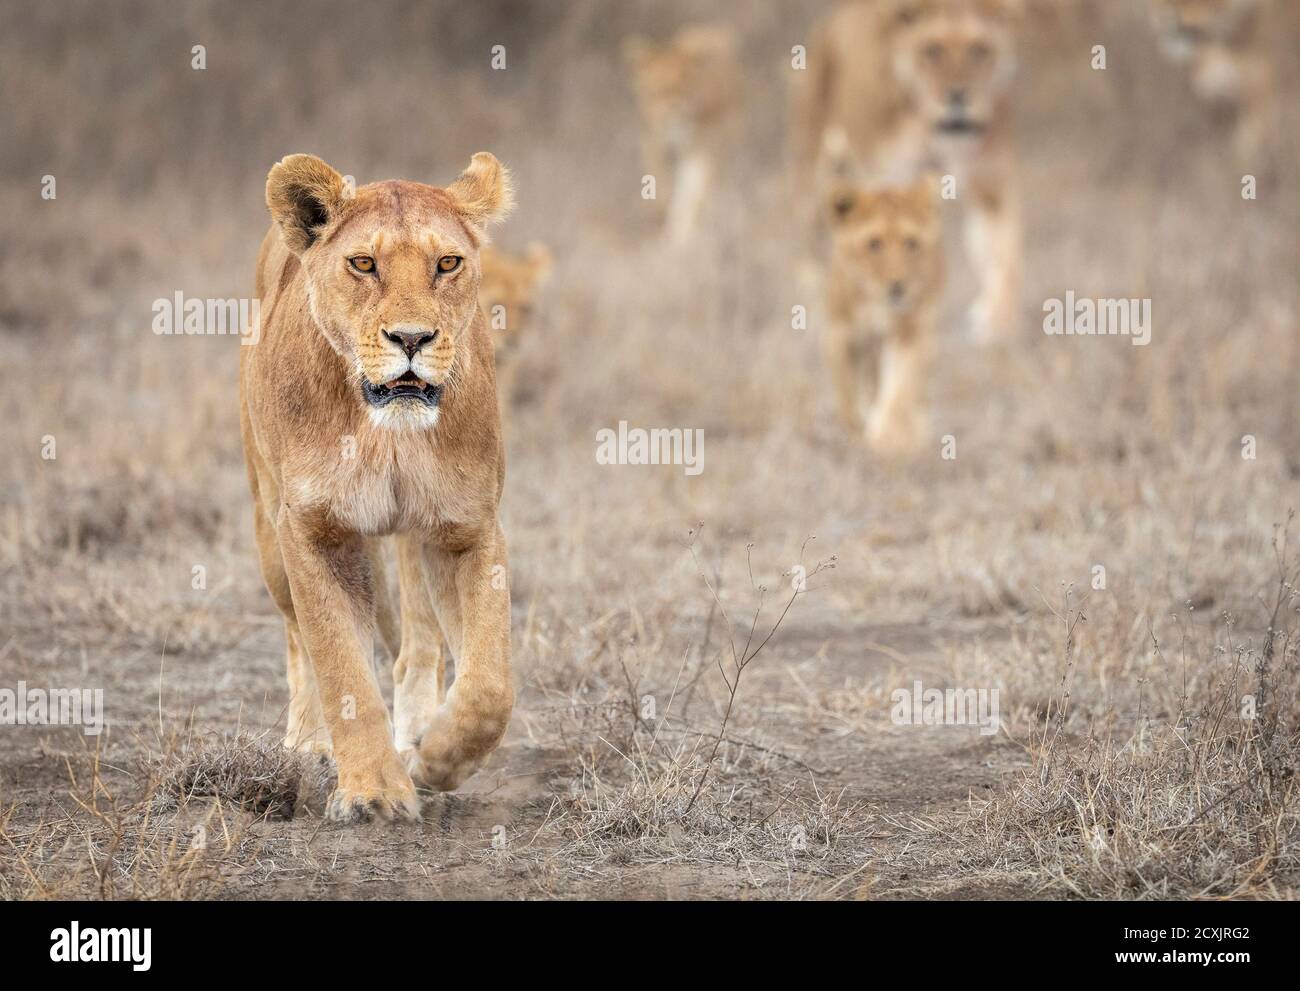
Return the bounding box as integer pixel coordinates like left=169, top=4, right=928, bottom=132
left=1148, top=0, right=1276, bottom=167
left=478, top=243, right=552, bottom=403
left=824, top=176, right=944, bottom=456
left=624, top=24, right=741, bottom=243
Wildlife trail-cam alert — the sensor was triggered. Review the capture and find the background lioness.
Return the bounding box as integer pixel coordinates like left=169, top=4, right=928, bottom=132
left=791, top=0, right=1023, bottom=342
left=242, top=151, right=516, bottom=821
left=624, top=23, right=742, bottom=243
left=1147, top=0, right=1277, bottom=167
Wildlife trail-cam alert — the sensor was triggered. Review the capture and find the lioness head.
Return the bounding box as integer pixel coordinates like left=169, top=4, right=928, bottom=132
left=622, top=24, right=738, bottom=132
left=265, top=151, right=513, bottom=430
left=1149, top=0, right=1259, bottom=59
left=828, top=176, right=943, bottom=317
left=891, top=0, right=1022, bottom=137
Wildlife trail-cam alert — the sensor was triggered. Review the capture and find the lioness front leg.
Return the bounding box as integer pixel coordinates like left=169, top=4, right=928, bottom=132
left=277, top=507, right=419, bottom=822
left=867, top=333, right=930, bottom=457
left=965, top=187, right=1022, bottom=345
left=666, top=151, right=711, bottom=245
left=404, top=525, right=513, bottom=792
left=392, top=534, right=447, bottom=753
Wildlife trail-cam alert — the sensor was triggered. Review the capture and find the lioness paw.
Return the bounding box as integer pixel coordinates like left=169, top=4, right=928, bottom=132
left=326, top=783, right=421, bottom=823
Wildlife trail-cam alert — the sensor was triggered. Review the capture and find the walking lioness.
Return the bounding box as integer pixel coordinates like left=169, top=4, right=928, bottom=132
left=624, top=24, right=742, bottom=243
left=241, top=151, right=515, bottom=822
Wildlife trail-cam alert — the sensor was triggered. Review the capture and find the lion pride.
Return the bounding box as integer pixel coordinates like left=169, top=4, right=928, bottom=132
left=241, top=152, right=515, bottom=822
left=791, top=0, right=1024, bottom=343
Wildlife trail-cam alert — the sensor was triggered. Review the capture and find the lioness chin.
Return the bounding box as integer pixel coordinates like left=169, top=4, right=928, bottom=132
left=240, top=151, right=517, bottom=823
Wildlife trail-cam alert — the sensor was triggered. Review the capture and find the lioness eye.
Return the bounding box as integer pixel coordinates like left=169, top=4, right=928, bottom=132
left=438, top=256, right=462, bottom=274
left=350, top=256, right=376, bottom=274
left=970, top=41, right=991, bottom=61
left=905, top=237, right=920, bottom=252
left=925, top=42, right=943, bottom=62
left=868, top=237, right=884, bottom=252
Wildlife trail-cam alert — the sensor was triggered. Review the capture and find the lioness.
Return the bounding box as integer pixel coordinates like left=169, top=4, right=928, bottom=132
left=1148, top=0, right=1276, bottom=166
left=624, top=23, right=742, bottom=243
left=241, top=151, right=515, bottom=821
left=791, top=0, right=1023, bottom=343
left=478, top=242, right=553, bottom=404
left=824, top=174, right=944, bottom=456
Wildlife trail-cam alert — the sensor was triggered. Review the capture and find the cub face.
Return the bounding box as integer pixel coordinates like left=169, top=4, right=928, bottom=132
left=829, top=177, right=943, bottom=320
left=1149, top=0, right=1260, bottom=59
left=478, top=243, right=553, bottom=361
left=265, top=152, right=512, bottom=430
left=891, top=0, right=1021, bottom=137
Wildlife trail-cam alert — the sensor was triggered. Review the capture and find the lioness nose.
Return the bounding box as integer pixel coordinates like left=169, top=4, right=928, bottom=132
left=948, top=88, right=967, bottom=108
left=889, top=281, right=907, bottom=302
left=384, top=326, right=438, bottom=355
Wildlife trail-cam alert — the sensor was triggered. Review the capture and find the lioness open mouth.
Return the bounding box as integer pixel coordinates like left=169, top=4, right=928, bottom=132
left=361, top=371, right=444, bottom=408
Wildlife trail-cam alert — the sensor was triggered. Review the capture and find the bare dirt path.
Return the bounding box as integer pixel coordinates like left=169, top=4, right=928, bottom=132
left=1, top=595, right=1031, bottom=899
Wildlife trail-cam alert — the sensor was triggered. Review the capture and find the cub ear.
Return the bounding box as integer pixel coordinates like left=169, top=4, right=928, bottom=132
left=266, top=154, right=348, bottom=255
left=891, top=0, right=932, bottom=25
left=827, top=183, right=860, bottom=226
left=909, top=172, right=941, bottom=212
left=977, top=0, right=1025, bottom=22
left=447, top=152, right=515, bottom=233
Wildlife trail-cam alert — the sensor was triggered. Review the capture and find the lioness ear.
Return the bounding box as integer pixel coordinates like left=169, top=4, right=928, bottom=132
left=266, top=154, right=348, bottom=255
left=446, top=152, right=514, bottom=233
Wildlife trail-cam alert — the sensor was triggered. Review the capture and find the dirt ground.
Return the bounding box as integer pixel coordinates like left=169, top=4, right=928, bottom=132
left=1, top=0, right=1299, bottom=900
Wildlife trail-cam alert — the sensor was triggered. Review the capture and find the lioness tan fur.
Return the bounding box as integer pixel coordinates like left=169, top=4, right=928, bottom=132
left=1148, top=0, right=1277, bottom=167
left=241, top=151, right=516, bottom=822
left=791, top=0, right=1023, bottom=343
left=624, top=23, right=742, bottom=244
left=825, top=175, right=945, bottom=456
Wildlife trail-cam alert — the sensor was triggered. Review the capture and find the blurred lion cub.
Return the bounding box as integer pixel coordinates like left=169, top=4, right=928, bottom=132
left=478, top=243, right=552, bottom=404
left=825, top=174, right=944, bottom=456
left=624, top=24, right=741, bottom=243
